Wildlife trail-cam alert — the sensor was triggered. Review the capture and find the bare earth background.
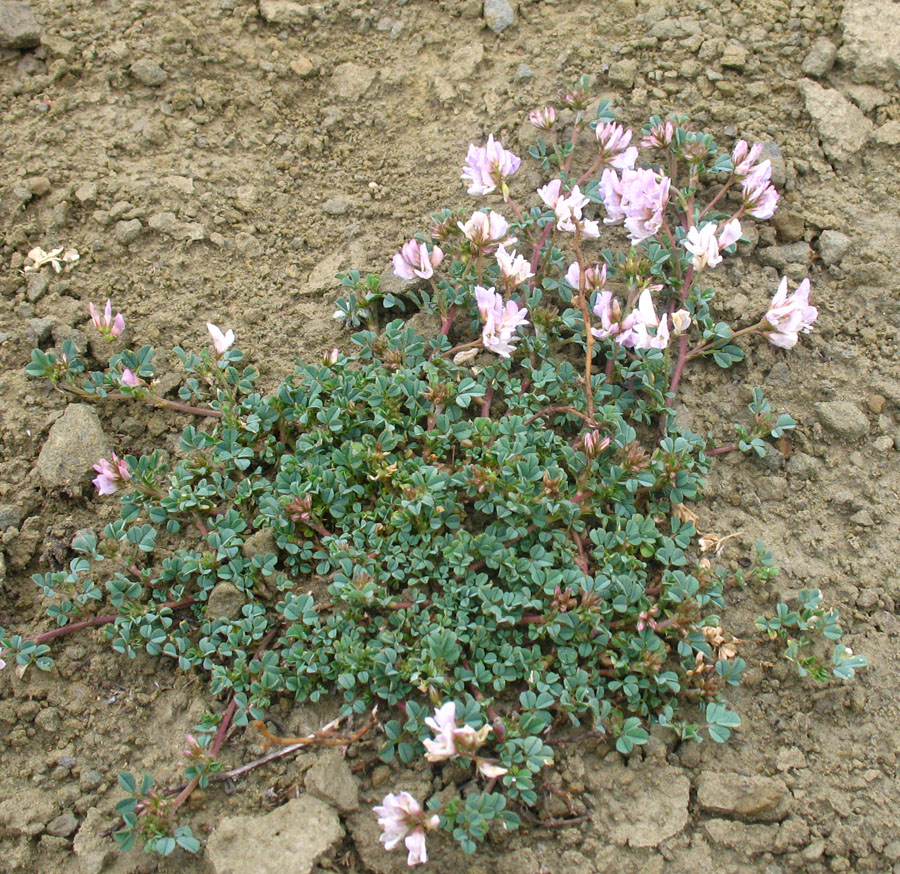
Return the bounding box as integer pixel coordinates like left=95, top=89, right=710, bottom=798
left=1, top=0, right=900, bottom=872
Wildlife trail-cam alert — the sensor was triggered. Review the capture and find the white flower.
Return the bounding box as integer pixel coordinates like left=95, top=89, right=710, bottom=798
left=207, top=322, right=235, bottom=356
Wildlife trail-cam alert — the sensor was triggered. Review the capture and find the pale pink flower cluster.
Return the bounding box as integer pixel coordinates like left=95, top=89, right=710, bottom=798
left=458, top=210, right=513, bottom=253
left=92, top=453, right=131, bottom=495
left=537, top=179, right=600, bottom=237
left=732, top=142, right=779, bottom=219
left=595, top=122, right=638, bottom=170
left=423, top=703, right=508, bottom=779
left=583, top=430, right=611, bottom=458
left=600, top=167, right=671, bottom=243
left=682, top=219, right=742, bottom=271
left=528, top=106, right=557, bottom=130
left=89, top=299, right=125, bottom=340
left=374, top=792, right=439, bottom=867
left=640, top=120, right=675, bottom=149
left=591, top=291, right=637, bottom=345
left=764, top=277, right=817, bottom=349
left=627, top=291, right=692, bottom=351
left=393, top=239, right=444, bottom=281
left=565, top=262, right=607, bottom=293
left=475, top=286, right=529, bottom=358
left=462, top=134, right=521, bottom=196
left=207, top=323, right=235, bottom=356
left=496, top=243, right=534, bottom=286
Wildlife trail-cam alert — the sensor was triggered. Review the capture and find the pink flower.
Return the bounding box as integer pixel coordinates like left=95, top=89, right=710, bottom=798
left=121, top=368, right=143, bottom=388
left=182, top=734, right=203, bottom=759
left=207, top=323, right=235, bottom=356
left=373, top=792, right=440, bottom=867
left=717, top=218, right=742, bottom=250
left=323, top=347, right=340, bottom=365
left=495, top=244, right=534, bottom=286
left=683, top=220, right=742, bottom=271
left=423, top=702, right=487, bottom=763
left=595, top=122, right=638, bottom=170
left=600, top=168, right=671, bottom=244
left=392, top=239, right=444, bottom=281
left=462, top=134, right=521, bottom=196
left=89, top=299, right=125, bottom=340
left=565, top=262, right=607, bottom=293
left=92, top=453, right=131, bottom=495
left=458, top=210, right=513, bottom=252
left=731, top=140, right=765, bottom=177
left=583, top=430, right=611, bottom=458
left=631, top=290, right=671, bottom=350
left=764, top=277, right=817, bottom=349
left=591, top=291, right=637, bottom=346
left=539, top=181, right=600, bottom=237
left=475, top=286, right=529, bottom=358
left=529, top=106, right=557, bottom=130
left=741, top=164, right=779, bottom=219
left=641, top=120, right=675, bottom=149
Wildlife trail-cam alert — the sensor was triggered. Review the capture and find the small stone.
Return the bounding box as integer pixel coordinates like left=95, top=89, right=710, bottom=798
left=757, top=242, right=813, bottom=271
left=114, top=218, right=142, bottom=245
left=839, top=0, right=900, bottom=85
left=867, top=394, right=886, bottom=414
left=885, top=839, right=900, bottom=862
left=799, top=79, right=873, bottom=163
left=816, top=230, right=852, bottom=266
left=0, top=789, right=56, bottom=836
left=242, top=528, right=277, bottom=560
left=303, top=251, right=345, bottom=296
left=130, top=58, right=168, bottom=87
left=206, top=582, right=245, bottom=621
left=35, top=706, right=61, bottom=732
left=331, top=62, right=376, bottom=100
left=874, top=435, right=894, bottom=453
left=305, top=750, right=359, bottom=812
left=0, top=1, right=42, bottom=49
left=801, top=37, right=837, bottom=77
left=73, top=807, right=116, bottom=874
left=720, top=43, right=748, bottom=70
left=322, top=196, right=352, bottom=216
left=289, top=55, right=315, bottom=77
left=703, top=819, right=780, bottom=855
left=40, top=33, right=74, bottom=59
left=36, top=404, right=110, bottom=494
left=759, top=142, right=786, bottom=187
left=608, top=59, right=637, bottom=89
left=25, top=175, right=50, bottom=196
left=0, top=503, right=23, bottom=530
left=24, top=316, right=55, bottom=346
left=802, top=838, right=826, bottom=862
left=483, top=0, right=515, bottom=33
left=695, top=772, right=790, bottom=822
left=775, top=746, right=807, bottom=771
left=814, top=401, right=869, bottom=440
left=74, top=182, right=98, bottom=204
left=205, top=796, right=342, bottom=874
left=772, top=210, right=805, bottom=243
left=26, top=271, right=51, bottom=302
left=45, top=812, right=79, bottom=838
left=258, top=0, right=310, bottom=25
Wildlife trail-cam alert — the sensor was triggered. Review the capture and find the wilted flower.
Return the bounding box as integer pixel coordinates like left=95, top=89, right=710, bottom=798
left=475, top=286, right=529, bottom=358
left=600, top=167, right=671, bottom=244
left=92, top=454, right=131, bottom=495
left=476, top=759, right=509, bottom=779
left=528, top=106, right=557, bottom=130
left=764, top=277, right=817, bottom=349
left=120, top=368, right=143, bottom=388
left=591, top=291, right=636, bottom=346
left=392, top=239, right=444, bottom=281
left=461, top=134, right=521, bottom=196
left=207, top=322, right=235, bottom=356
left=495, top=244, right=534, bottom=286
left=641, top=119, right=675, bottom=149
left=182, top=733, right=204, bottom=759
left=731, top=140, right=765, bottom=177
left=458, top=210, right=513, bottom=252
left=565, top=262, right=607, bottom=293
left=24, top=245, right=79, bottom=273
left=89, top=299, right=125, bottom=340
left=583, top=430, right=611, bottom=458
left=595, top=121, right=638, bottom=169
left=741, top=163, right=779, bottom=219
left=373, top=792, right=440, bottom=867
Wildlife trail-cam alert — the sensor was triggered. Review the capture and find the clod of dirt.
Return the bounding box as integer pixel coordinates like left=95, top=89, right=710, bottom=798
left=839, top=0, right=900, bottom=85
left=816, top=230, right=852, bottom=267
left=129, top=59, right=168, bottom=87
left=814, top=401, right=870, bottom=440
left=35, top=404, right=111, bottom=494
left=801, top=37, right=837, bottom=78
left=0, top=1, right=41, bottom=49
left=304, top=749, right=359, bottom=813
left=695, top=772, right=790, bottom=823
left=204, top=795, right=342, bottom=874
left=483, top=0, right=515, bottom=34
left=798, top=80, right=873, bottom=163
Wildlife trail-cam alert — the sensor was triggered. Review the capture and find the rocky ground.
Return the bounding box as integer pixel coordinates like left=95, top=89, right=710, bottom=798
left=1, top=0, right=899, bottom=872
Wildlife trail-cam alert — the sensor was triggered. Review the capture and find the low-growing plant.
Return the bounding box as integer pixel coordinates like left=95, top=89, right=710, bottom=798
left=4, top=77, right=865, bottom=865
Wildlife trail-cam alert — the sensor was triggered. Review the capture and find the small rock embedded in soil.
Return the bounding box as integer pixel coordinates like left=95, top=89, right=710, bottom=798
left=802, top=37, right=837, bottom=77
left=130, top=58, right=168, bottom=86
left=258, top=0, right=310, bottom=25
left=205, top=796, right=342, bottom=874
left=331, top=62, right=376, bottom=100
left=206, top=581, right=245, bottom=621
left=816, top=230, right=852, bottom=266
left=799, top=79, right=873, bottom=163
left=114, top=218, right=142, bottom=245
left=840, top=0, right=900, bottom=85
left=305, top=750, right=359, bottom=812
left=0, top=1, right=42, bottom=49
left=695, top=772, right=790, bottom=822
left=36, top=403, right=110, bottom=493
left=73, top=807, right=116, bottom=874
left=814, top=401, right=869, bottom=440
left=45, top=812, right=79, bottom=837
left=483, top=0, right=515, bottom=33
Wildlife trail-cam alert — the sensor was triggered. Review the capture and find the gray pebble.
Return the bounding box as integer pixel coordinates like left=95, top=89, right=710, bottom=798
left=130, top=58, right=168, bottom=87
left=759, top=142, right=786, bottom=187
left=816, top=230, right=851, bottom=266
left=787, top=451, right=820, bottom=481
left=484, top=0, right=515, bottom=33
left=45, top=812, right=79, bottom=837
left=74, top=182, right=98, bottom=204
left=26, top=271, right=50, bottom=303
left=801, top=37, right=837, bottom=77
left=114, top=218, right=142, bottom=245
left=24, top=316, right=55, bottom=346
left=0, top=1, right=42, bottom=49
left=36, top=404, right=110, bottom=493
left=814, top=400, right=869, bottom=440
left=0, top=503, right=23, bottom=530
left=757, top=242, right=813, bottom=271
left=322, top=196, right=352, bottom=216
